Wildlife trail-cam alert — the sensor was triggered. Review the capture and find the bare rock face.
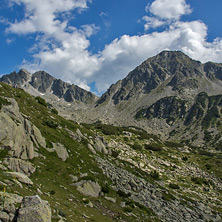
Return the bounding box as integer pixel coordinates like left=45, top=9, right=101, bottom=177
left=4, top=158, right=36, bottom=176
left=16, top=195, right=51, bottom=222
left=0, top=98, right=46, bottom=160
left=7, top=172, right=33, bottom=185
left=46, top=143, right=69, bottom=161
left=94, top=137, right=108, bottom=154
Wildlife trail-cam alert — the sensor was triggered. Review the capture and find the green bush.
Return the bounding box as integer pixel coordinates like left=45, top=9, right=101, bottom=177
left=35, top=96, right=47, bottom=107
left=132, top=143, right=142, bottom=150
left=182, top=156, right=188, bottom=161
left=169, top=183, right=180, bottom=189
left=191, top=177, right=209, bottom=186
left=117, top=190, right=131, bottom=198
left=111, top=150, right=120, bottom=158
left=49, top=190, right=55, bottom=195
left=101, top=183, right=110, bottom=194
left=51, top=108, right=58, bottom=115
left=145, top=143, right=162, bottom=151
left=150, top=170, right=160, bottom=180
left=44, top=120, right=58, bottom=129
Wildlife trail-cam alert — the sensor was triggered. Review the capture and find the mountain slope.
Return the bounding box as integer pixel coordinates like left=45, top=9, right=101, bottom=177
left=0, top=82, right=222, bottom=222
left=77, top=51, right=222, bottom=146
left=2, top=51, right=222, bottom=147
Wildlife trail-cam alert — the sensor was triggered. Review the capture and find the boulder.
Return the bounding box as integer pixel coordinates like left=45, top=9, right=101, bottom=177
left=7, top=172, right=33, bottom=185
left=16, top=195, right=51, bottom=222
left=94, top=137, right=108, bottom=154
left=76, top=181, right=101, bottom=198
left=105, top=196, right=116, bottom=203
left=87, top=144, right=96, bottom=154
left=32, top=125, right=46, bottom=148
left=52, top=143, right=69, bottom=161
left=0, top=211, right=9, bottom=222
left=4, top=158, right=36, bottom=176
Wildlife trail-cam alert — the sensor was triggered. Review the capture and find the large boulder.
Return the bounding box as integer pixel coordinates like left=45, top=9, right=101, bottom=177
left=94, top=137, right=108, bottom=154
left=16, top=195, right=51, bottom=222
left=76, top=180, right=101, bottom=198
left=4, top=158, right=36, bottom=176
left=7, top=172, right=33, bottom=185
left=52, top=143, right=69, bottom=161
left=0, top=98, right=46, bottom=160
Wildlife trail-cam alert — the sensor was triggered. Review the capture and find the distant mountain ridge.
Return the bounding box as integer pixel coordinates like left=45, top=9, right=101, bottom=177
left=2, top=51, right=222, bottom=147
left=0, top=69, right=98, bottom=104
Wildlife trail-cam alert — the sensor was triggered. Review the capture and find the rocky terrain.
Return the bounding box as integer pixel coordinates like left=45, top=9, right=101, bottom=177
left=0, top=82, right=222, bottom=221
left=1, top=51, right=222, bottom=221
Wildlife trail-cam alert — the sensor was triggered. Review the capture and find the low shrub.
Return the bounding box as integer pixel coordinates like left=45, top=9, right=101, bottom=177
left=111, top=150, right=120, bottom=158
left=191, top=177, right=209, bottom=186
left=101, top=183, right=110, bottom=194
left=117, top=190, right=131, bottom=198
left=169, top=183, right=180, bottom=189
left=132, top=143, right=142, bottom=150
left=150, top=170, right=160, bottom=180
left=51, top=108, right=58, bottom=115
left=145, top=143, right=162, bottom=151
left=44, top=120, right=58, bottom=129
left=35, top=96, right=47, bottom=107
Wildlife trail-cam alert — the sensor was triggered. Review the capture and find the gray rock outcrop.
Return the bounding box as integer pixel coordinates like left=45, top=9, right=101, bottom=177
left=75, top=180, right=101, bottom=198
left=0, top=98, right=46, bottom=160
left=94, top=137, right=108, bottom=154
left=4, top=158, right=36, bottom=176
left=16, top=195, right=51, bottom=222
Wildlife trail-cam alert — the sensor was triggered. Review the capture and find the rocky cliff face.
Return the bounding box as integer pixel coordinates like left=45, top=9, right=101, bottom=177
left=0, top=69, right=98, bottom=106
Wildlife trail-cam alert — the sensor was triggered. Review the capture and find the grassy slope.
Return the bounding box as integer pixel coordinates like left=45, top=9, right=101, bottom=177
left=0, top=82, right=161, bottom=222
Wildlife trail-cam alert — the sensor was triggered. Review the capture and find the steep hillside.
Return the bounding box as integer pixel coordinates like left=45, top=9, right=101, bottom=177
left=79, top=51, right=222, bottom=147
left=0, top=82, right=222, bottom=222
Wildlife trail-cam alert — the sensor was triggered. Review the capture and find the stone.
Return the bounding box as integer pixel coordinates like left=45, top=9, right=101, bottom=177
left=0, top=212, right=9, bottom=222
left=94, top=137, right=108, bottom=154
left=80, top=173, right=88, bottom=178
left=120, top=202, right=126, bottom=208
left=52, top=143, right=69, bottom=161
left=87, top=202, right=94, bottom=208
left=4, top=202, right=16, bottom=214
left=105, top=196, right=116, bottom=203
left=87, top=144, right=96, bottom=154
left=69, top=175, right=78, bottom=182
left=76, top=181, right=101, bottom=198
left=7, top=172, right=33, bottom=185
left=16, top=195, right=51, bottom=222
left=32, top=125, right=46, bottom=148
left=4, top=158, right=36, bottom=176
left=76, top=128, right=84, bottom=138
left=216, top=215, right=222, bottom=222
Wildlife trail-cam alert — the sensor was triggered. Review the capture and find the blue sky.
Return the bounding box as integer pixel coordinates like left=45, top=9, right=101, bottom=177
left=0, top=0, right=222, bottom=94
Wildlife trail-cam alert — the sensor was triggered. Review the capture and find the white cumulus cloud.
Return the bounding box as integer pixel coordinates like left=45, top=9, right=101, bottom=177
left=4, top=0, right=222, bottom=94
left=149, top=0, right=192, bottom=20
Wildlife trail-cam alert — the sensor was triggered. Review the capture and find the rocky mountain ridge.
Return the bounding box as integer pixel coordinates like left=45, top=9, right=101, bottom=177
left=0, top=69, right=98, bottom=104
left=2, top=51, right=222, bottom=147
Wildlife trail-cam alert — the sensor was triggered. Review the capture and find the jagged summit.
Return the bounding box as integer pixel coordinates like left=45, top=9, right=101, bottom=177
left=96, top=50, right=222, bottom=106
left=0, top=69, right=98, bottom=104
